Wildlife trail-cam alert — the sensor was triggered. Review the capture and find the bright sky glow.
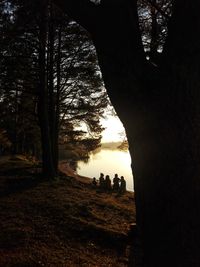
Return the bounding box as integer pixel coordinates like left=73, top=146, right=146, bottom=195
left=101, top=115, right=126, bottom=143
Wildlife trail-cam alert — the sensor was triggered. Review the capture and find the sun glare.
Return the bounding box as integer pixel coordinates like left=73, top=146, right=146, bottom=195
left=101, top=115, right=126, bottom=143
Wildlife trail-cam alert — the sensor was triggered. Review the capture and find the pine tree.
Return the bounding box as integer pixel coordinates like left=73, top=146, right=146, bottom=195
left=0, top=0, right=108, bottom=177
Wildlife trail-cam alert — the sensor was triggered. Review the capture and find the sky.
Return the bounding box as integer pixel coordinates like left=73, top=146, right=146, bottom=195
left=100, top=115, right=126, bottom=143
left=75, top=112, right=126, bottom=143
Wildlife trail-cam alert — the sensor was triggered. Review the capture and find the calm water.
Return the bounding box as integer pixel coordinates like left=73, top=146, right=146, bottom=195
left=77, top=148, right=134, bottom=191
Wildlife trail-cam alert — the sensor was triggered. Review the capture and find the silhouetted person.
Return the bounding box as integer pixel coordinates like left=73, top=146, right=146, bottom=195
left=105, top=175, right=112, bottom=192
left=119, top=176, right=126, bottom=194
left=113, top=173, right=120, bottom=192
left=92, top=177, right=97, bottom=187
left=99, top=173, right=105, bottom=190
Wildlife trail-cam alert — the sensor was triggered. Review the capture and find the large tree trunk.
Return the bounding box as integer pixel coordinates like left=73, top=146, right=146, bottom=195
left=152, top=1, right=200, bottom=265
left=54, top=0, right=200, bottom=266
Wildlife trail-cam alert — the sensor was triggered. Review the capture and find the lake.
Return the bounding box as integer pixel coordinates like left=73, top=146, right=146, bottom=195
left=77, top=147, right=134, bottom=191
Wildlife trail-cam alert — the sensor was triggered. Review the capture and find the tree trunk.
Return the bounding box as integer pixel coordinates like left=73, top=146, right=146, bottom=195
left=53, top=0, right=200, bottom=265
left=54, top=24, right=62, bottom=173
left=48, top=0, right=58, bottom=173
left=38, top=0, right=55, bottom=179
left=13, top=87, right=19, bottom=154
left=152, top=1, right=200, bottom=265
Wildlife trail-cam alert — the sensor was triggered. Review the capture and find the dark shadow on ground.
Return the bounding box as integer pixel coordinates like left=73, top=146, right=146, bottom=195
left=0, top=173, right=42, bottom=198
left=0, top=157, right=44, bottom=197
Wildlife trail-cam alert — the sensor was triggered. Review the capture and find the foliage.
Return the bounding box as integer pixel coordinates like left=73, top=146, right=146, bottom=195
left=137, top=0, right=172, bottom=63
left=0, top=0, right=108, bottom=167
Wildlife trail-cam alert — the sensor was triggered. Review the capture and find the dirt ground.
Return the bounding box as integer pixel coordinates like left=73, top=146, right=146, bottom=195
left=0, top=155, right=136, bottom=267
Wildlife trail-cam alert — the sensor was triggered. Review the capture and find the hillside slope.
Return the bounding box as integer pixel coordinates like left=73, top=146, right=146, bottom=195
left=0, top=156, right=136, bottom=267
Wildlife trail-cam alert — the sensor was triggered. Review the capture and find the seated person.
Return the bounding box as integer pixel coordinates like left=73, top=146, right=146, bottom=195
left=99, top=173, right=105, bottom=190
left=112, top=173, right=120, bottom=192
left=92, top=177, right=97, bottom=187
left=119, top=176, right=126, bottom=194
left=105, top=175, right=112, bottom=192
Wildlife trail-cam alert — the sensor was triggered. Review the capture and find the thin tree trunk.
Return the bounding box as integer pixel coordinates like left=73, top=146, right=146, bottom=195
left=38, top=0, right=55, bottom=179
left=13, top=87, right=19, bottom=154
left=53, top=24, right=62, bottom=173
left=48, top=0, right=57, bottom=173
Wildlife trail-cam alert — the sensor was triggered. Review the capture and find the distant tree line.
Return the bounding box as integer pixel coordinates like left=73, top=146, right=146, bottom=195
left=0, top=0, right=108, bottom=178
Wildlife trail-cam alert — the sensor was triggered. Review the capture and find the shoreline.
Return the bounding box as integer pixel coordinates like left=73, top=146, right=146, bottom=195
left=59, top=160, right=93, bottom=184
left=59, top=160, right=134, bottom=193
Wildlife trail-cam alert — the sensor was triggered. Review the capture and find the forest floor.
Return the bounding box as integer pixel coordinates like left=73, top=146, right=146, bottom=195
left=0, top=155, right=137, bottom=267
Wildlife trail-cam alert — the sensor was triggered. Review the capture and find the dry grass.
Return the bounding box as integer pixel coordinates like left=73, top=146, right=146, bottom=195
left=0, top=156, right=136, bottom=267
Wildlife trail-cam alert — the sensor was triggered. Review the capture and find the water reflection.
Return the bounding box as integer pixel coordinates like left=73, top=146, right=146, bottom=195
left=77, top=147, right=134, bottom=191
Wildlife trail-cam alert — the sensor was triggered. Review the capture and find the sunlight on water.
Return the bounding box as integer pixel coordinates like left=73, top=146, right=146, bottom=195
left=77, top=148, right=134, bottom=191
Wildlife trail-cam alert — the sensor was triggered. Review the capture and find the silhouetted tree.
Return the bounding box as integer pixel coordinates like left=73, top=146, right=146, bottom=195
left=0, top=0, right=40, bottom=156
left=0, top=0, right=108, bottom=178
left=53, top=0, right=200, bottom=266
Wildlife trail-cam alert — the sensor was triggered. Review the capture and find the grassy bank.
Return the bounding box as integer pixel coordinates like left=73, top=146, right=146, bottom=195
left=0, top=155, right=136, bottom=267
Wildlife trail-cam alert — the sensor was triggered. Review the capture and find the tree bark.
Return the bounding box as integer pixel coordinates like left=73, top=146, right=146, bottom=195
left=53, top=0, right=200, bottom=265
left=48, top=0, right=58, bottom=173
left=54, top=24, right=62, bottom=174
left=38, top=0, right=55, bottom=179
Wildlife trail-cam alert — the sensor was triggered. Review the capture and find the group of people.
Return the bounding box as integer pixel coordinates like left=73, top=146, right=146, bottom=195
left=92, top=173, right=126, bottom=194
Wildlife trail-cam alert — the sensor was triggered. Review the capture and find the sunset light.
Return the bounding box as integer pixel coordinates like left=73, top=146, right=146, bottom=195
left=101, top=115, right=126, bottom=143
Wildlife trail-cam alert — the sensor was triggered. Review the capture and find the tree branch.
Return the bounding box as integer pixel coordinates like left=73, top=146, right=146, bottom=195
left=53, top=0, right=100, bottom=31
left=145, top=0, right=171, bottom=19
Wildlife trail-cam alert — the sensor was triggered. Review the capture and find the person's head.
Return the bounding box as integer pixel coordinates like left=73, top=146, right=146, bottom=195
left=100, top=173, right=104, bottom=177
left=93, top=177, right=96, bottom=180
left=114, top=173, right=118, bottom=177
left=106, top=175, right=109, bottom=180
left=121, top=176, right=124, bottom=180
